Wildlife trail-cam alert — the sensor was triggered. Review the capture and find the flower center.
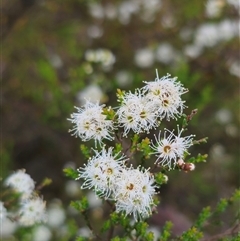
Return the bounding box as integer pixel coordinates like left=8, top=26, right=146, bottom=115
left=107, top=168, right=113, bottom=175
left=127, top=183, right=134, bottom=190
left=153, top=89, right=161, bottom=96
left=84, top=122, right=90, bottom=129
left=140, top=111, right=147, bottom=119
left=163, top=99, right=169, bottom=107
left=127, top=116, right=133, bottom=123
left=163, top=145, right=171, bottom=153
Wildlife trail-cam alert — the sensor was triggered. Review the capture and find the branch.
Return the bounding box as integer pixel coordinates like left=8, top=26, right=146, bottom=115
left=201, top=223, right=240, bottom=241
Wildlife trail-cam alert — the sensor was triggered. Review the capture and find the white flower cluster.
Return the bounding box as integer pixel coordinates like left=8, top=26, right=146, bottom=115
left=68, top=101, right=114, bottom=145
left=69, top=73, right=187, bottom=141
left=70, top=72, right=195, bottom=220
left=77, top=147, right=156, bottom=221
left=2, top=169, right=47, bottom=227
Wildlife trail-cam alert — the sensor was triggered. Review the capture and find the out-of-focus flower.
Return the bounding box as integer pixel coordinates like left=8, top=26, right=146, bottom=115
left=140, top=0, right=162, bottom=23
left=87, top=25, right=103, bottom=39
left=134, top=48, right=155, bottom=68
left=87, top=192, right=102, bottom=208
left=65, top=180, right=81, bottom=198
left=155, top=43, right=176, bottom=64
left=0, top=217, right=18, bottom=238
left=47, top=203, right=66, bottom=228
left=77, top=227, right=92, bottom=239
left=161, top=14, right=176, bottom=28
left=85, top=49, right=115, bottom=69
left=76, top=84, right=104, bottom=105
left=215, top=108, right=232, bottom=124
left=115, top=70, right=133, bottom=87
left=33, top=225, right=52, bottom=241
left=205, top=0, right=225, bottom=18
left=195, top=23, right=220, bottom=47
left=113, top=167, right=156, bottom=221
left=0, top=201, right=7, bottom=221
left=118, top=1, right=139, bottom=24
left=228, top=59, right=240, bottom=78
left=226, top=0, right=239, bottom=9
left=105, top=4, right=117, bottom=19
left=88, top=3, right=104, bottom=19
left=68, top=101, right=114, bottom=144
left=218, top=19, right=238, bottom=41
left=184, top=44, right=203, bottom=58
left=5, top=169, right=35, bottom=200
left=18, top=196, right=47, bottom=226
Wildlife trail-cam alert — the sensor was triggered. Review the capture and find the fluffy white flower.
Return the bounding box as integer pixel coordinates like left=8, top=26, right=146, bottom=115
left=173, top=128, right=195, bottom=158
left=76, top=84, right=104, bottom=105
left=0, top=201, right=7, bottom=221
left=5, top=169, right=35, bottom=199
left=151, top=128, right=194, bottom=169
left=85, top=49, right=115, bottom=68
left=68, top=101, right=114, bottom=145
left=134, top=48, right=155, bottom=68
left=143, top=73, right=187, bottom=120
left=18, top=196, right=47, bottom=226
left=0, top=217, right=18, bottom=238
left=77, top=147, right=127, bottom=198
left=33, top=225, right=52, bottom=241
left=47, top=203, right=65, bottom=228
left=116, top=90, right=158, bottom=136
left=113, top=167, right=156, bottom=221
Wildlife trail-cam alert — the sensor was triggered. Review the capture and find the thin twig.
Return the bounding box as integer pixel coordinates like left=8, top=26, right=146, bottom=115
left=201, top=223, right=240, bottom=241
left=107, top=225, right=115, bottom=241
left=82, top=210, right=102, bottom=241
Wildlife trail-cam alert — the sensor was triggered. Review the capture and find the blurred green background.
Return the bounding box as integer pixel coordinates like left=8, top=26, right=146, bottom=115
left=2, top=0, right=239, bottom=239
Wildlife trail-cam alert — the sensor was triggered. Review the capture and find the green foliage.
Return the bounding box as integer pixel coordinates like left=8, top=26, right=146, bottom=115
left=101, top=219, right=111, bottom=232
left=131, top=134, right=140, bottom=149
left=0, top=143, right=13, bottom=179
left=179, top=227, right=203, bottom=241
left=59, top=219, right=78, bottom=241
left=70, top=197, right=89, bottom=212
left=14, top=226, right=35, bottom=241
left=215, top=198, right=228, bottom=213
left=134, top=221, right=149, bottom=237
left=103, top=106, right=116, bottom=120
left=181, top=189, right=240, bottom=240
left=114, top=143, right=124, bottom=154
left=194, top=206, right=211, bottom=229
left=187, top=153, right=208, bottom=164
left=75, top=236, right=89, bottom=241
left=158, top=221, right=173, bottom=241
left=63, top=167, right=79, bottom=179
left=137, top=137, right=152, bottom=159
left=80, top=144, right=92, bottom=159
left=155, top=172, right=168, bottom=185
left=111, top=237, right=127, bottom=241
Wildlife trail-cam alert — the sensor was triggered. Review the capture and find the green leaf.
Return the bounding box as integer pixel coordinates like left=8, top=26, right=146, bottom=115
left=70, top=197, right=89, bottom=212
left=194, top=206, right=211, bottom=229
left=63, top=168, right=79, bottom=179
left=75, top=236, right=88, bottom=241
left=80, top=144, right=91, bottom=159
left=158, top=221, right=173, bottom=241
left=135, top=221, right=149, bottom=237
left=101, top=220, right=111, bottom=232
left=180, top=227, right=203, bottom=241
left=155, top=172, right=168, bottom=186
